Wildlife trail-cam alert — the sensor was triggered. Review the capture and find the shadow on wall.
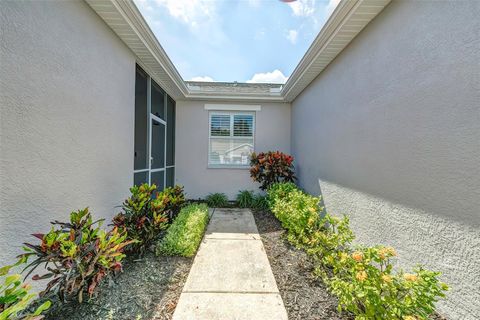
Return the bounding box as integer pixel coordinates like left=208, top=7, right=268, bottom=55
left=315, top=178, right=480, bottom=320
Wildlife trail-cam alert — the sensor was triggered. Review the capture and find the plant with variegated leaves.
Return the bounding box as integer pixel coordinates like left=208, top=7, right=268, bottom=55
left=19, top=208, right=133, bottom=303
left=250, top=151, right=296, bottom=190
left=113, top=184, right=185, bottom=252
left=0, top=264, right=50, bottom=320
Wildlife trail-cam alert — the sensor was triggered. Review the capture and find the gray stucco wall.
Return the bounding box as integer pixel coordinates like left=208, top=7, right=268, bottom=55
left=291, top=1, right=480, bottom=319
left=0, top=1, right=136, bottom=266
left=175, top=101, right=291, bottom=199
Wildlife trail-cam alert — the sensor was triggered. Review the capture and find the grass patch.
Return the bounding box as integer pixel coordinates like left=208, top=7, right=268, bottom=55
left=157, top=204, right=209, bottom=257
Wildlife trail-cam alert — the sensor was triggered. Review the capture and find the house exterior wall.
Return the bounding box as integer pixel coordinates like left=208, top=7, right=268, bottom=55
left=291, top=1, right=480, bottom=319
left=175, top=100, right=291, bottom=199
left=0, top=1, right=136, bottom=265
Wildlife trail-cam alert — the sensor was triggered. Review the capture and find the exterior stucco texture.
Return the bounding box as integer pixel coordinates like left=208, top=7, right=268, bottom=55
left=175, top=101, right=291, bottom=199
left=0, top=2, right=136, bottom=265
left=291, top=1, right=480, bottom=319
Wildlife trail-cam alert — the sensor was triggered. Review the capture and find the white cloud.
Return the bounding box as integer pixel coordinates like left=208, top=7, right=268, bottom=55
left=326, top=0, right=340, bottom=15
left=287, top=0, right=316, bottom=17
left=190, top=76, right=214, bottom=82
left=246, top=70, right=288, bottom=84
left=152, top=0, right=227, bottom=46
left=154, top=0, right=215, bottom=29
left=286, top=29, right=298, bottom=44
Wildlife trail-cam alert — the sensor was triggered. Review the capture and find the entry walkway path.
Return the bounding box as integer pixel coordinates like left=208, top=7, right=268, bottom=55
left=172, top=208, right=288, bottom=320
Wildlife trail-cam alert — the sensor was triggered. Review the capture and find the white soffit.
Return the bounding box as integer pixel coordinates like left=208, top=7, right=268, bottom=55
left=204, top=104, right=261, bottom=111
left=85, top=0, right=188, bottom=100
left=86, top=0, right=391, bottom=102
left=282, top=0, right=391, bottom=102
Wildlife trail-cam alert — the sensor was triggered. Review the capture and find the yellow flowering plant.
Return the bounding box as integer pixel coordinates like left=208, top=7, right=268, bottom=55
left=328, top=245, right=448, bottom=319
left=266, top=182, right=448, bottom=320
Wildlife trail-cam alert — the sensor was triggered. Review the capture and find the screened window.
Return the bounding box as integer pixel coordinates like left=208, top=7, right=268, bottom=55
left=209, top=112, right=254, bottom=167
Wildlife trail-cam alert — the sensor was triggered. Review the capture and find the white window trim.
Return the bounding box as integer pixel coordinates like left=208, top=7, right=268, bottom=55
left=208, top=111, right=255, bottom=169
left=205, top=104, right=261, bottom=111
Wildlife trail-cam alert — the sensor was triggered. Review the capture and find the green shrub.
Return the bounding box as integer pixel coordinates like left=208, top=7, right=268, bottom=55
left=327, top=247, right=448, bottom=319
left=250, top=151, right=296, bottom=190
left=266, top=182, right=297, bottom=208
left=236, top=190, right=254, bottom=208
left=251, top=194, right=269, bottom=211
left=20, top=208, right=133, bottom=303
left=205, top=193, right=229, bottom=208
left=0, top=266, right=51, bottom=320
left=157, top=204, right=209, bottom=257
left=269, top=186, right=322, bottom=247
left=113, top=184, right=185, bottom=252
left=266, top=182, right=448, bottom=320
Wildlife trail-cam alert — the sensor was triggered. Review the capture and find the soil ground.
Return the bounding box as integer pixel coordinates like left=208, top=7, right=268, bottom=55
left=44, top=251, right=192, bottom=320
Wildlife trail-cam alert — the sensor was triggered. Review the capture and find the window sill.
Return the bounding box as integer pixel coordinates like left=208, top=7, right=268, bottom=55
left=207, top=165, right=250, bottom=170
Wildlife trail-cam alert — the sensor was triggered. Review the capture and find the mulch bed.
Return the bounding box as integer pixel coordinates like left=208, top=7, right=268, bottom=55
left=44, top=251, right=193, bottom=320
left=253, top=209, right=351, bottom=320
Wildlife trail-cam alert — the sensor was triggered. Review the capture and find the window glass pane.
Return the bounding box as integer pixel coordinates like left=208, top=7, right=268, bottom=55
left=209, top=138, right=253, bottom=166
left=134, top=68, right=148, bottom=170
left=233, top=114, right=253, bottom=137
left=134, top=171, right=148, bottom=186
left=151, top=171, right=165, bottom=191
left=166, top=167, right=175, bottom=188
left=151, top=119, right=165, bottom=169
left=151, top=81, right=165, bottom=120
left=166, top=96, right=175, bottom=166
left=210, top=115, right=230, bottom=136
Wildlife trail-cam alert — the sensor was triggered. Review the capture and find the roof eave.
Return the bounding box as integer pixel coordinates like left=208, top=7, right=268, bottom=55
left=282, top=0, right=391, bottom=102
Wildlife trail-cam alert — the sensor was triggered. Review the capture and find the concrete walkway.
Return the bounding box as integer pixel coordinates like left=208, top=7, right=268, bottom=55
left=172, top=208, right=288, bottom=320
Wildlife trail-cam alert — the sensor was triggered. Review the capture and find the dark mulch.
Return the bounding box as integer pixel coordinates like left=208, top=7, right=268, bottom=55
left=43, top=251, right=193, bottom=320
left=253, top=209, right=352, bottom=320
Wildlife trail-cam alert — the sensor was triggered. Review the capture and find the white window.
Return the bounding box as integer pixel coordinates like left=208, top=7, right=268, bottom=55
left=208, top=112, right=255, bottom=167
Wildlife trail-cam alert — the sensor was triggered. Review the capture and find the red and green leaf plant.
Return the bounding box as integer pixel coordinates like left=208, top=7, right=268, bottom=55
left=19, top=208, right=133, bottom=303
left=0, top=265, right=51, bottom=320
left=156, top=185, right=186, bottom=222
left=113, top=184, right=185, bottom=252
left=250, top=151, right=296, bottom=190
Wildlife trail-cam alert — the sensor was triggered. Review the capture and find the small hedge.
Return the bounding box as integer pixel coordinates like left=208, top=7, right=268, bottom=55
left=157, top=204, right=209, bottom=257
left=267, top=182, right=448, bottom=320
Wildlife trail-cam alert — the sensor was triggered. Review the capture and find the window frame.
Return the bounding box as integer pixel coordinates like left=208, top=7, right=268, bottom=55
left=208, top=111, right=255, bottom=169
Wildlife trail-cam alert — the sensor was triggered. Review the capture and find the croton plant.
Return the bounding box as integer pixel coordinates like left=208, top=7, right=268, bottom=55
left=112, top=184, right=185, bottom=253
left=19, top=208, right=133, bottom=303
left=250, top=151, right=296, bottom=190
